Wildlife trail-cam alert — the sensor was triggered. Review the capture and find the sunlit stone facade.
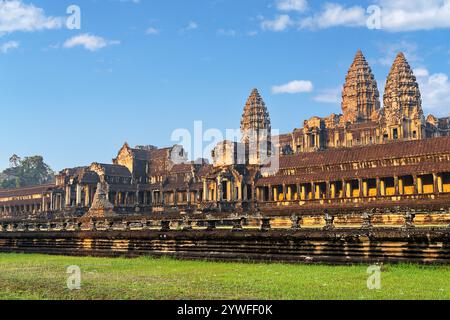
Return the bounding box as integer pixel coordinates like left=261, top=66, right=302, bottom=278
left=1, top=51, right=450, bottom=219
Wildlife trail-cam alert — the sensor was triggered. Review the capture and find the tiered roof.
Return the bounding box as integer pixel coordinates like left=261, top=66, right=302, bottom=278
left=240, top=88, right=271, bottom=141
left=383, top=52, right=423, bottom=122
left=342, top=50, right=380, bottom=123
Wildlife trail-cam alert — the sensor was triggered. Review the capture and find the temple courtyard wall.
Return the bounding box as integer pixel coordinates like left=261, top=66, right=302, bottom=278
left=1, top=208, right=450, bottom=265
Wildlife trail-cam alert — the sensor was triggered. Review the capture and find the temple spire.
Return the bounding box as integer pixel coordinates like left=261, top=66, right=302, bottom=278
left=383, top=52, right=423, bottom=124
left=382, top=52, right=424, bottom=140
left=240, top=88, right=271, bottom=143
left=240, top=88, right=271, bottom=165
left=342, top=50, right=381, bottom=123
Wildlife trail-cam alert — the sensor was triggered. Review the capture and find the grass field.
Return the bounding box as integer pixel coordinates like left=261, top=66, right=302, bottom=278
left=0, top=253, right=449, bottom=300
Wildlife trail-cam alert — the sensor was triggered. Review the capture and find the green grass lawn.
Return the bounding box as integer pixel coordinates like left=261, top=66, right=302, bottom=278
left=0, top=253, right=449, bottom=300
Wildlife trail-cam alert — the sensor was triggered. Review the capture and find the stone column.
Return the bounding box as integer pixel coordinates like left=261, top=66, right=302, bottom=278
left=413, top=175, right=418, bottom=194
left=376, top=178, right=381, bottom=197
left=437, top=174, right=444, bottom=193
left=315, top=183, right=321, bottom=200
left=362, top=180, right=368, bottom=197
left=325, top=182, right=331, bottom=199
left=76, top=184, right=82, bottom=206
left=417, top=176, right=423, bottom=194
left=346, top=181, right=352, bottom=198
left=85, top=186, right=91, bottom=207
left=202, top=179, right=207, bottom=201
left=143, top=192, right=148, bottom=206
left=287, top=185, right=292, bottom=201
left=330, top=182, right=336, bottom=199
left=341, top=180, right=346, bottom=198
left=268, top=185, right=273, bottom=202
left=433, top=173, right=441, bottom=194
left=227, top=181, right=232, bottom=202
left=301, top=185, right=306, bottom=201
left=399, top=177, right=404, bottom=195
left=65, top=185, right=71, bottom=208
left=273, top=186, right=278, bottom=202
left=380, top=179, right=386, bottom=196
left=394, top=176, right=400, bottom=195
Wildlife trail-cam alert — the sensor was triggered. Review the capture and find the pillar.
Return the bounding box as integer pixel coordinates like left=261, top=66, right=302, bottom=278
left=315, top=183, right=321, bottom=200
left=433, top=173, right=442, bottom=194
left=85, top=186, right=91, bottom=207
left=273, top=186, right=278, bottom=202
left=417, top=176, right=423, bottom=194
left=76, top=184, right=82, bottom=206
left=65, top=185, right=71, bottom=208
left=345, top=181, right=352, bottom=198
left=301, top=185, right=306, bottom=201
left=202, top=179, right=207, bottom=201
left=437, top=174, right=444, bottom=193
left=398, top=177, right=404, bottom=195
left=268, top=185, right=273, bottom=202
left=376, top=178, right=381, bottom=197
left=362, top=180, right=368, bottom=197
left=380, top=179, right=386, bottom=196
left=330, top=183, right=336, bottom=199
left=394, top=176, right=399, bottom=195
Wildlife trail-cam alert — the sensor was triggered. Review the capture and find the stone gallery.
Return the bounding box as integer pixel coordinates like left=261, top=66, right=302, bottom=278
left=1, top=51, right=450, bottom=264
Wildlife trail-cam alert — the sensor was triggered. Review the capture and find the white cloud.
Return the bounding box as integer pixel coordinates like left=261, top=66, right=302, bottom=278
left=261, top=15, right=293, bottom=32
left=217, top=29, right=236, bottom=37
left=64, top=34, right=120, bottom=52
left=415, top=68, right=450, bottom=116
left=272, top=80, right=314, bottom=94
left=299, top=3, right=366, bottom=30
left=313, top=88, right=341, bottom=104
left=179, top=21, right=198, bottom=34
left=276, top=0, right=308, bottom=12
left=0, top=0, right=62, bottom=34
left=0, top=40, right=19, bottom=53
left=296, top=0, right=450, bottom=32
left=377, top=0, right=450, bottom=32
left=146, top=27, right=159, bottom=35
left=377, top=41, right=421, bottom=66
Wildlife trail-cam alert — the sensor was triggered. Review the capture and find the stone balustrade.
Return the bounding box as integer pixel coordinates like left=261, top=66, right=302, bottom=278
left=1, top=209, right=450, bottom=234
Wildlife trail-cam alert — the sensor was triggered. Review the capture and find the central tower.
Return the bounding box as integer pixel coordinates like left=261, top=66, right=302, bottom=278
left=342, top=50, right=381, bottom=124
left=383, top=52, right=424, bottom=140
left=240, top=88, right=271, bottom=165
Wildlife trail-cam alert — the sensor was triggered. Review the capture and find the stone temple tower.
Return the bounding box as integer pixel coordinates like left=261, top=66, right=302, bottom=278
left=383, top=52, right=424, bottom=141
left=342, top=50, right=381, bottom=123
left=240, top=88, right=271, bottom=165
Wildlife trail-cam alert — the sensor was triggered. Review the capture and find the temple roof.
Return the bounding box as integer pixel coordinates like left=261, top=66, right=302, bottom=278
left=257, top=137, right=450, bottom=185
left=0, top=184, right=56, bottom=198
left=277, top=136, right=450, bottom=169
left=342, top=50, right=380, bottom=123
left=91, top=163, right=132, bottom=178
left=383, top=52, right=423, bottom=122
left=240, top=88, right=271, bottom=139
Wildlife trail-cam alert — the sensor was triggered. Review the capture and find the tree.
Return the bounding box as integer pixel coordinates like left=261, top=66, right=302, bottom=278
left=9, top=154, right=21, bottom=167
left=0, top=155, right=55, bottom=189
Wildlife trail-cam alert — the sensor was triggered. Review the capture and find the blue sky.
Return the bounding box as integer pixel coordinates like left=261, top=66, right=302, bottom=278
left=1, top=0, right=450, bottom=171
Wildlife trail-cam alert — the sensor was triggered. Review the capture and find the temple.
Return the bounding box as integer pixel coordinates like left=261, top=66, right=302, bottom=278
left=1, top=51, right=450, bottom=220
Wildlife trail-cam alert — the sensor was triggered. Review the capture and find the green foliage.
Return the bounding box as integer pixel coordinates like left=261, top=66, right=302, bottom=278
left=0, top=155, right=55, bottom=189
left=0, top=254, right=449, bottom=300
